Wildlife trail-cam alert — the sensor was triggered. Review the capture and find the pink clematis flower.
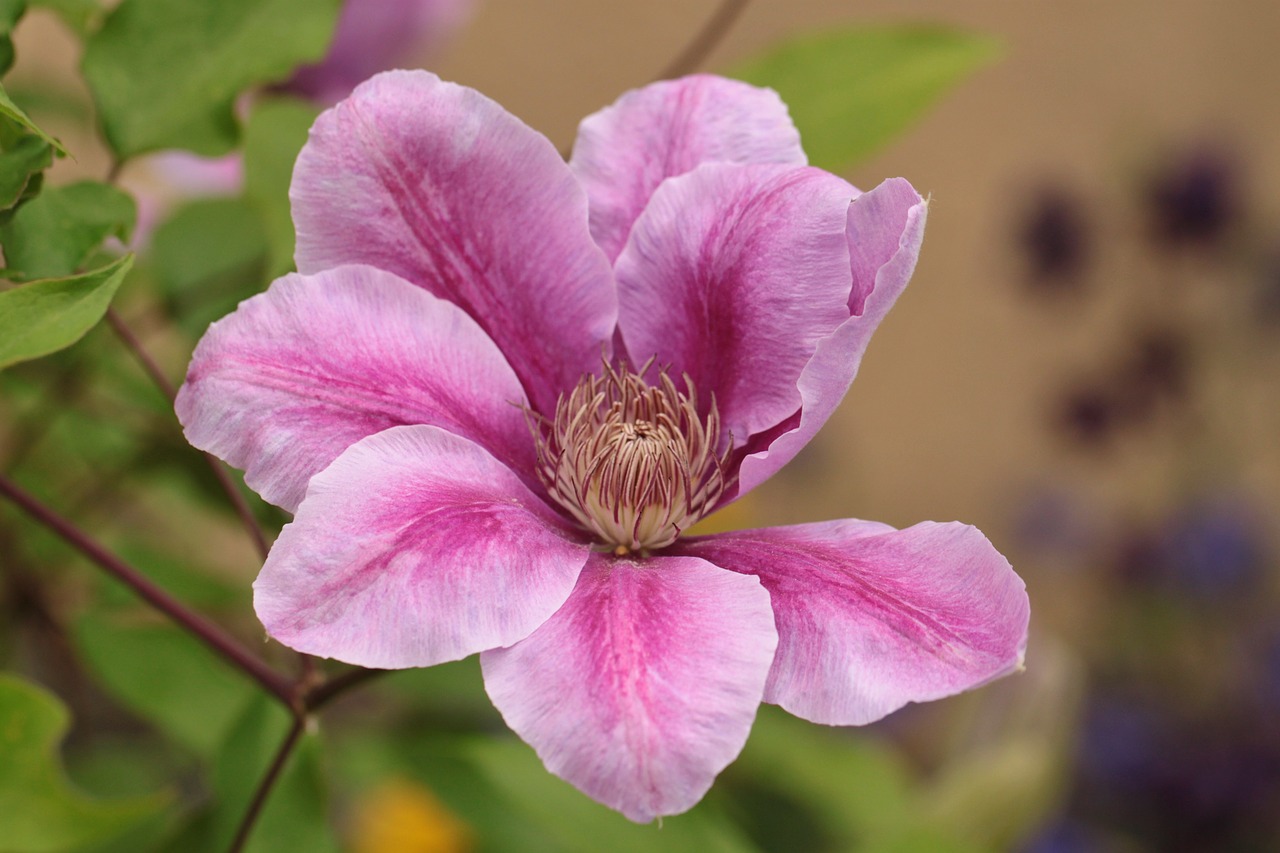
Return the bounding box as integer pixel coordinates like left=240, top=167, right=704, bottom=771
left=176, top=71, right=1030, bottom=822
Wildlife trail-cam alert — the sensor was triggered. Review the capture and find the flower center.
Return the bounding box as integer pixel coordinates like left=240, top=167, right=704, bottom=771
left=532, top=362, right=732, bottom=556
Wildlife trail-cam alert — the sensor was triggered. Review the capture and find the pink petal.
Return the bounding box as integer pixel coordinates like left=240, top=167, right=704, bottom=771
left=570, top=74, right=806, bottom=262
left=679, top=519, right=1029, bottom=725
left=291, top=70, right=617, bottom=414
left=481, top=552, right=777, bottom=822
left=176, top=265, right=534, bottom=512
left=614, top=163, right=855, bottom=444
left=735, top=177, right=928, bottom=497
left=255, top=425, right=588, bottom=668
left=286, top=0, right=473, bottom=105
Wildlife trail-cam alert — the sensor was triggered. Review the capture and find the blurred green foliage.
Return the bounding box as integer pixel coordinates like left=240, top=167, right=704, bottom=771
left=0, top=181, right=134, bottom=280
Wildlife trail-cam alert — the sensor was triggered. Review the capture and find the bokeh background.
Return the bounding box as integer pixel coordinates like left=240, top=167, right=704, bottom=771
left=5, top=1, right=1280, bottom=851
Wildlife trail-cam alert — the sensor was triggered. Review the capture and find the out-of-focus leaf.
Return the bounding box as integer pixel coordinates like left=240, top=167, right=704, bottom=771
left=725, top=705, right=915, bottom=850
left=243, top=96, right=317, bottom=277
left=0, top=0, right=24, bottom=75
left=0, top=254, right=132, bottom=370
left=81, top=0, right=340, bottom=159
left=466, top=736, right=761, bottom=853
left=0, top=673, right=168, bottom=852
left=198, top=696, right=337, bottom=853
left=0, top=81, right=67, bottom=153
left=731, top=26, right=1001, bottom=172
left=150, top=196, right=267, bottom=336
left=0, top=180, right=135, bottom=279
left=72, top=611, right=258, bottom=758
left=30, top=0, right=104, bottom=37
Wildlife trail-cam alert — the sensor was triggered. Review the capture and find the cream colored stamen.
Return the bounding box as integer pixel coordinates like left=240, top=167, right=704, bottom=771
left=531, top=362, right=732, bottom=555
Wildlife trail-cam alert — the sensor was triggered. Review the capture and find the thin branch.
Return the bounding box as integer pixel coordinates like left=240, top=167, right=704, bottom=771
left=656, top=0, right=751, bottom=80
left=304, top=666, right=391, bottom=712
left=0, top=474, right=294, bottom=707
left=106, top=308, right=271, bottom=560
left=228, top=715, right=306, bottom=853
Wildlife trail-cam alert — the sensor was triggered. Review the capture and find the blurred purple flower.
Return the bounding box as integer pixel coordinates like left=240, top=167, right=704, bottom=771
left=1145, top=143, right=1240, bottom=250
left=1017, top=184, right=1091, bottom=292
left=1162, top=496, right=1265, bottom=598
left=286, top=0, right=474, bottom=105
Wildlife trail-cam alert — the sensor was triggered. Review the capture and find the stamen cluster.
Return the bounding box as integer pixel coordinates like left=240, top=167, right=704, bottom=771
left=533, top=362, right=732, bottom=555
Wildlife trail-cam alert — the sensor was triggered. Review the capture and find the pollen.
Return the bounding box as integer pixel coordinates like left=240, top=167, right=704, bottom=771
left=531, top=361, right=733, bottom=555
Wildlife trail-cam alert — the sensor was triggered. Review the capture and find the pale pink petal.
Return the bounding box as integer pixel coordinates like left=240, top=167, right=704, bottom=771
left=291, top=70, right=617, bottom=413
left=679, top=519, right=1029, bottom=725
left=255, top=426, right=588, bottom=668
left=481, top=553, right=777, bottom=822
left=176, top=265, right=534, bottom=512
left=287, top=0, right=473, bottom=105
left=570, top=74, right=806, bottom=262
left=614, top=163, right=854, bottom=444
left=735, top=177, right=928, bottom=498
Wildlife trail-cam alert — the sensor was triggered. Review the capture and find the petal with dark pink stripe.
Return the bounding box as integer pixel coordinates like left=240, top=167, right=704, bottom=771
left=679, top=519, right=1029, bottom=725
left=614, top=163, right=855, bottom=444
left=481, top=553, right=777, bottom=823
left=176, top=265, right=534, bottom=512
left=570, top=74, right=806, bottom=262
left=255, top=426, right=589, bottom=668
left=291, top=70, right=617, bottom=413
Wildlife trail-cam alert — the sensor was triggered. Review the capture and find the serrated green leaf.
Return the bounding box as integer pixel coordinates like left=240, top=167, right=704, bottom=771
left=0, top=673, right=168, bottom=852
left=71, top=610, right=258, bottom=758
left=0, top=80, right=67, bottom=154
left=731, top=26, right=1001, bottom=172
left=82, top=0, right=341, bottom=159
left=0, top=254, right=131, bottom=370
left=0, top=0, right=25, bottom=75
left=243, top=96, right=317, bottom=277
left=0, top=180, right=135, bottom=279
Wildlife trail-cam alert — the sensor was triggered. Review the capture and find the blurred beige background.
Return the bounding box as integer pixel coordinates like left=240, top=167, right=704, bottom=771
left=14, top=0, right=1280, bottom=578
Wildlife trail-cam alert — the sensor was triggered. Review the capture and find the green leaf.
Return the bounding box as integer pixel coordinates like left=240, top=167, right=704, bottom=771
left=71, top=610, right=258, bottom=758
left=0, top=180, right=135, bottom=279
left=196, top=696, right=337, bottom=853
left=0, top=673, right=167, bottom=852
left=731, top=26, right=1001, bottom=172
left=0, top=0, right=25, bottom=75
left=0, top=254, right=132, bottom=370
left=150, top=196, right=268, bottom=336
left=0, top=80, right=67, bottom=154
left=0, top=130, right=51, bottom=221
left=82, top=0, right=341, bottom=159
left=243, top=96, right=318, bottom=277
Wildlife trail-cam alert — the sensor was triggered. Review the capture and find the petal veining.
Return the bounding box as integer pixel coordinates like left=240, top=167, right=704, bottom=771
left=481, top=552, right=777, bottom=822
left=254, top=425, right=589, bottom=668
left=291, top=70, right=617, bottom=413
left=614, top=162, right=855, bottom=447
left=679, top=519, right=1029, bottom=725
left=570, top=74, right=806, bottom=262
left=176, top=265, right=534, bottom=512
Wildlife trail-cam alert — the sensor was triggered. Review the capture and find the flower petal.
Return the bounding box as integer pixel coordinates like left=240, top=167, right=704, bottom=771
left=570, top=74, right=806, bottom=262
left=176, top=265, right=534, bottom=512
left=735, top=177, right=928, bottom=497
left=481, top=552, right=777, bottom=823
left=255, top=425, right=589, bottom=668
left=679, top=519, right=1029, bottom=725
left=614, top=162, right=854, bottom=444
left=291, top=70, right=617, bottom=413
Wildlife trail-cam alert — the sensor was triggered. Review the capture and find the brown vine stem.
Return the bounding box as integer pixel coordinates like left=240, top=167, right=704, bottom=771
left=0, top=473, right=294, bottom=707
left=656, top=0, right=751, bottom=80
left=227, top=715, right=306, bottom=853
left=304, top=665, right=391, bottom=712
left=105, top=308, right=271, bottom=560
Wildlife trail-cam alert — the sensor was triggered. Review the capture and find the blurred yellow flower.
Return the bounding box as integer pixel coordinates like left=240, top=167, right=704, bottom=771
left=351, top=777, right=472, bottom=853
